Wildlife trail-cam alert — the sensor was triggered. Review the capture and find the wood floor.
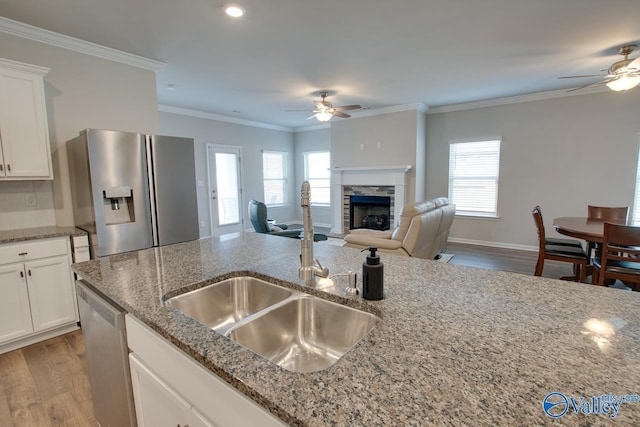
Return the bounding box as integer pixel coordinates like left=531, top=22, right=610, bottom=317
left=0, top=330, right=96, bottom=427
left=0, top=242, right=626, bottom=427
left=446, top=241, right=574, bottom=279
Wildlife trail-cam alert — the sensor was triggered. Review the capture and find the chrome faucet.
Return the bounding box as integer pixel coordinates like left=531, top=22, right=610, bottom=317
left=299, top=181, right=329, bottom=285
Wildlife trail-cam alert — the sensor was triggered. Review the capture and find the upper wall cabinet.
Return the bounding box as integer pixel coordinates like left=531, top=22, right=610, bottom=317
left=0, top=58, right=53, bottom=180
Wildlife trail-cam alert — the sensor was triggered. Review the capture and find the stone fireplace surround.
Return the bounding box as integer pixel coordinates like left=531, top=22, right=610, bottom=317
left=331, top=165, right=412, bottom=235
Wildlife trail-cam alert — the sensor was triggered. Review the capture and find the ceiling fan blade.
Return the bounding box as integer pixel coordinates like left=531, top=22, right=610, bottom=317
left=334, top=105, right=361, bottom=111
left=566, top=80, right=607, bottom=93
left=332, top=111, right=350, bottom=118
left=628, top=57, right=640, bottom=71
left=306, top=114, right=318, bottom=120
left=558, top=75, right=606, bottom=79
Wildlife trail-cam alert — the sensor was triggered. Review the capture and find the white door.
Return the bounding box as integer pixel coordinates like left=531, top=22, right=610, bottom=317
left=207, top=145, right=244, bottom=236
left=129, top=354, right=212, bottom=427
left=0, top=264, right=34, bottom=344
left=25, top=255, right=77, bottom=332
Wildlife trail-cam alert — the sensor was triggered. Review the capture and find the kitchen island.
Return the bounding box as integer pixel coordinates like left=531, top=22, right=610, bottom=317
left=71, top=232, right=640, bottom=426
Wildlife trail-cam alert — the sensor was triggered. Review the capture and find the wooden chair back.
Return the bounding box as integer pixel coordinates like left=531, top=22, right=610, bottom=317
left=532, top=206, right=545, bottom=252
left=596, top=223, right=640, bottom=285
left=587, top=205, right=629, bottom=222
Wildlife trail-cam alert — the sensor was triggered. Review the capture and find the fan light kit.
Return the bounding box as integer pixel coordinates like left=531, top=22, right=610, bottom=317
left=285, top=91, right=362, bottom=122
left=224, top=4, right=245, bottom=18
left=560, top=44, right=640, bottom=92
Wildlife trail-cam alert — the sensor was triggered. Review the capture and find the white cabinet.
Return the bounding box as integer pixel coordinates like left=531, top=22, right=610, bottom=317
left=0, top=264, right=33, bottom=342
left=0, top=237, right=78, bottom=353
left=126, top=315, right=286, bottom=427
left=0, top=58, right=53, bottom=180
left=130, top=354, right=213, bottom=427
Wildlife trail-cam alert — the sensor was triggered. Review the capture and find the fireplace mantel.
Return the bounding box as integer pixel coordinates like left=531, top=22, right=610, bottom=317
left=332, top=165, right=412, bottom=173
left=331, top=165, right=412, bottom=234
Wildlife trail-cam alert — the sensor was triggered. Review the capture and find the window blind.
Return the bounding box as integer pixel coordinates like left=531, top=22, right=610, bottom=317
left=448, top=140, right=501, bottom=217
left=304, top=151, right=331, bottom=205
left=262, top=151, right=288, bottom=206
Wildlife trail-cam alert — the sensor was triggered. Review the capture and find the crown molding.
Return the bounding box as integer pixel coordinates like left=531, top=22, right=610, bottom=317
left=427, top=85, right=609, bottom=114
left=0, top=57, right=50, bottom=76
left=0, top=17, right=165, bottom=71
left=293, top=123, right=331, bottom=132
left=158, top=104, right=293, bottom=132
left=349, top=102, right=429, bottom=119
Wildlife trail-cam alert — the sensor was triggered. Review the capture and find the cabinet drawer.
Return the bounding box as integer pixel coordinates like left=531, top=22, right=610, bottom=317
left=0, top=238, right=69, bottom=265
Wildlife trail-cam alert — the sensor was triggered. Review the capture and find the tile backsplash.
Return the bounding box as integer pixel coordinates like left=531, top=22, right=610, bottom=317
left=0, top=181, right=56, bottom=231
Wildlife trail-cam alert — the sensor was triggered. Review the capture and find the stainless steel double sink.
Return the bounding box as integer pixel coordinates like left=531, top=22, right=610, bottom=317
left=166, top=276, right=380, bottom=373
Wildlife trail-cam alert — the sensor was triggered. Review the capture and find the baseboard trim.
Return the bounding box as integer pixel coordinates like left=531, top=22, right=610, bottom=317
left=448, top=237, right=537, bottom=252
left=0, top=323, right=80, bottom=355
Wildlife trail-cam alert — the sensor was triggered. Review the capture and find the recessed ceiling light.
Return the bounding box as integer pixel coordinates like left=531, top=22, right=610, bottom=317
left=225, top=4, right=245, bottom=18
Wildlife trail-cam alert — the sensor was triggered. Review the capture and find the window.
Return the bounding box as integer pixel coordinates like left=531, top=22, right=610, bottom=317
left=262, top=151, right=288, bottom=206
left=304, top=151, right=331, bottom=206
left=448, top=139, right=501, bottom=217
left=634, top=147, right=640, bottom=221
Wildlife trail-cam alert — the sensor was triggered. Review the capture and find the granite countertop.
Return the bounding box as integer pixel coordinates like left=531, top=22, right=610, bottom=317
left=71, top=233, right=640, bottom=426
left=0, top=225, right=87, bottom=244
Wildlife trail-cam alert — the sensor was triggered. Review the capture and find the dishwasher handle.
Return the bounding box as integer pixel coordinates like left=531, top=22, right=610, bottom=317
left=76, top=280, right=126, bottom=330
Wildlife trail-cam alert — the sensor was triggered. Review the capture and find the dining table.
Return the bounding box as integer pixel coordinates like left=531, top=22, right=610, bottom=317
left=553, top=216, right=638, bottom=243
left=553, top=216, right=639, bottom=284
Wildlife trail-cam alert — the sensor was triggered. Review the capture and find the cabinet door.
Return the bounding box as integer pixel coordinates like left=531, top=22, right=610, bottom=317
left=129, top=354, right=209, bottom=427
left=0, top=69, right=52, bottom=179
left=25, top=255, right=77, bottom=332
left=0, top=264, right=33, bottom=343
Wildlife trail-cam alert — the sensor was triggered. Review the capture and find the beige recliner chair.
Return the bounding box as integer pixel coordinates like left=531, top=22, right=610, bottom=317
left=343, top=197, right=456, bottom=259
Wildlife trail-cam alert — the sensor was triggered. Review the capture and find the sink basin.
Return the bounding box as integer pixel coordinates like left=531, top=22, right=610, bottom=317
left=166, top=277, right=292, bottom=332
left=227, top=296, right=380, bottom=373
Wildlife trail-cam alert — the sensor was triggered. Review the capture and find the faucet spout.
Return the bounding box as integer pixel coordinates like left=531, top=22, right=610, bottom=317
left=299, top=181, right=328, bottom=285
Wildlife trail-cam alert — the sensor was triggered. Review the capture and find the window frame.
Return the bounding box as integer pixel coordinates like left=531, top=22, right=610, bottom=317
left=303, top=150, right=331, bottom=207
left=633, top=141, right=640, bottom=221
left=262, top=150, right=289, bottom=207
left=448, top=138, right=502, bottom=218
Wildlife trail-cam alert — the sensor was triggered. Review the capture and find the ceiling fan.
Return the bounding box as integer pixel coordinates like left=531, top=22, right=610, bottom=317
left=286, top=91, right=361, bottom=122
left=559, top=44, right=640, bottom=92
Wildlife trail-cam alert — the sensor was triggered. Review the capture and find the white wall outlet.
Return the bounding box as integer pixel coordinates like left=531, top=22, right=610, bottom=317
left=25, top=193, right=37, bottom=207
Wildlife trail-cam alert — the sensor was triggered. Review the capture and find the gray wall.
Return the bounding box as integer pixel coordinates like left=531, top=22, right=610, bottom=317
left=158, top=111, right=295, bottom=237
left=293, top=127, right=332, bottom=226
left=330, top=110, right=420, bottom=204
left=425, top=90, right=640, bottom=248
left=0, top=33, right=158, bottom=229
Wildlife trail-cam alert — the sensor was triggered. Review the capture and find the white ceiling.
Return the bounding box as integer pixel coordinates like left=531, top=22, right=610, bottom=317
left=1, top=0, right=639, bottom=129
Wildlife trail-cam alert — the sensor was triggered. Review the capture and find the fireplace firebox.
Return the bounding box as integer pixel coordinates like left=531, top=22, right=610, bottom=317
left=349, top=195, right=391, bottom=231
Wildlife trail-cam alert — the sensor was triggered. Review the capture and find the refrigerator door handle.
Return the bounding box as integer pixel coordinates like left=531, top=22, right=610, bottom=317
left=145, top=135, right=159, bottom=247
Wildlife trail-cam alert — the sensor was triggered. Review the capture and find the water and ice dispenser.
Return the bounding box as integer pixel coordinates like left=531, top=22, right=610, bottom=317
left=103, top=186, right=135, bottom=225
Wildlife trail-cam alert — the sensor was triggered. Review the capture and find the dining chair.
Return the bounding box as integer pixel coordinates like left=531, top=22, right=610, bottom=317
left=592, top=223, right=640, bottom=289
left=587, top=205, right=629, bottom=222
left=532, top=206, right=588, bottom=282
left=533, top=206, right=583, bottom=248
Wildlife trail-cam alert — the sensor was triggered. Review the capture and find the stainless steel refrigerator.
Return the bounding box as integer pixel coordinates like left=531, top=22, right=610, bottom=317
left=67, top=129, right=199, bottom=257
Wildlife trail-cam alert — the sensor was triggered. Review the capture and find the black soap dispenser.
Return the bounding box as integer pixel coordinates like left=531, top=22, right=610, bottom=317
left=362, top=246, right=384, bottom=300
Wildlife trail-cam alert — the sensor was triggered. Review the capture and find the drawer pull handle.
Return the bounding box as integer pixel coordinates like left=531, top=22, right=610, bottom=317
left=0, top=164, right=3, bottom=172
left=28, top=270, right=32, bottom=276
left=18, top=252, right=28, bottom=256
left=20, top=271, right=24, bottom=278
left=7, top=164, right=11, bottom=172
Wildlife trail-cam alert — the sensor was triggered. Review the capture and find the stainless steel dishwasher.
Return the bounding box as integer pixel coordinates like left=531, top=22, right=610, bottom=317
left=76, top=280, right=137, bottom=427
